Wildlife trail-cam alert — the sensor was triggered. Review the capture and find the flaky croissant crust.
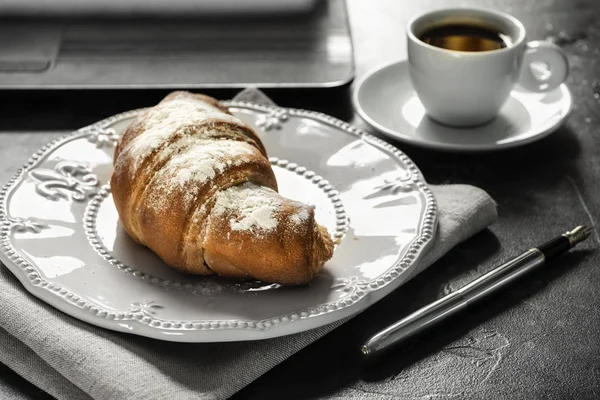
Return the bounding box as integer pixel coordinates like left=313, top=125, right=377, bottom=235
left=110, top=91, right=334, bottom=285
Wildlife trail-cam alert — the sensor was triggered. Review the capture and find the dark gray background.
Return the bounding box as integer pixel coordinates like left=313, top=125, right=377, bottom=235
left=1, top=0, right=599, bottom=398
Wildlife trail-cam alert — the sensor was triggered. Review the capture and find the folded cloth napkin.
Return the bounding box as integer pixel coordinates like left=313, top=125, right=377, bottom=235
left=0, top=88, right=497, bottom=400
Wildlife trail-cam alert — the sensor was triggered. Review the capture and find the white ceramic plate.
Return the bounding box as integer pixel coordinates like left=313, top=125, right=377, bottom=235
left=0, top=102, right=437, bottom=342
left=353, top=59, right=572, bottom=152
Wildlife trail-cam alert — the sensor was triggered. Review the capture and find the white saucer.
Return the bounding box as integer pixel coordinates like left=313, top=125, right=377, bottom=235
left=353, top=59, right=572, bottom=152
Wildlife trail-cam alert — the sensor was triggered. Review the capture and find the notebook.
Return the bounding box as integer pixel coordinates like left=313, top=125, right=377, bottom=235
left=0, top=0, right=354, bottom=89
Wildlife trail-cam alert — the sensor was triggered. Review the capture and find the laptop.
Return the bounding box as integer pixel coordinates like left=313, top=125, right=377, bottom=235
left=0, top=0, right=354, bottom=89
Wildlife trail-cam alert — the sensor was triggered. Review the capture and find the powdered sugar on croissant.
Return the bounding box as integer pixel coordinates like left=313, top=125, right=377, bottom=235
left=110, top=91, right=334, bottom=285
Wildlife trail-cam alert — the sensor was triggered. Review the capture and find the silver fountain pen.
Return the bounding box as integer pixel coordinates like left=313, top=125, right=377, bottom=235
left=361, top=225, right=593, bottom=358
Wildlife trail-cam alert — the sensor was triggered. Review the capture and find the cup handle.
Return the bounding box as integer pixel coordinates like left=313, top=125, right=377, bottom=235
left=518, top=40, right=569, bottom=92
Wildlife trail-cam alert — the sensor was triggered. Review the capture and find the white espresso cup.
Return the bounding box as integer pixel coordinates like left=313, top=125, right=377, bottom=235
left=407, top=7, right=569, bottom=127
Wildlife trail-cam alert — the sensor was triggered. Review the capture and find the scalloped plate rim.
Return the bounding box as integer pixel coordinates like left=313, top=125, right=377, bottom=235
left=0, top=101, right=438, bottom=342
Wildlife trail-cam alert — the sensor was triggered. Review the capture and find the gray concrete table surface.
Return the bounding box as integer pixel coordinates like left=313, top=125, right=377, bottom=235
left=1, top=0, right=599, bottom=399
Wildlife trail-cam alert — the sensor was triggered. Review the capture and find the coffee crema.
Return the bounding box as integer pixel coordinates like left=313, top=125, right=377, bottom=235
left=418, top=24, right=511, bottom=52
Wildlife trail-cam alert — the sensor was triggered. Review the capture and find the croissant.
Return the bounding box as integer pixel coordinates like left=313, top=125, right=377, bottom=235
left=110, top=91, right=334, bottom=285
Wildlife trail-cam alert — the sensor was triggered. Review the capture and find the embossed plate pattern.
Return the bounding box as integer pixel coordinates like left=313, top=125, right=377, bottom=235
left=0, top=102, right=437, bottom=342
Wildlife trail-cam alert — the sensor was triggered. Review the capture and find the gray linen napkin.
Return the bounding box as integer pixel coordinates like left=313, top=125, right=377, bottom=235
left=0, top=89, right=497, bottom=400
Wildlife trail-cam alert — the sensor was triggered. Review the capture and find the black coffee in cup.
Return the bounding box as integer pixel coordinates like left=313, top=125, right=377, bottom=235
left=418, top=24, right=511, bottom=52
